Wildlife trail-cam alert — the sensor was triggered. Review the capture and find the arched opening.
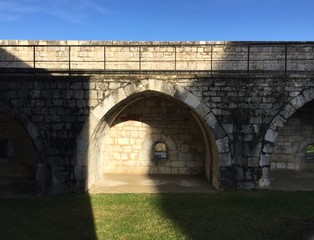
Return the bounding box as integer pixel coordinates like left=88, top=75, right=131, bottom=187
left=77, top=79, right=228, bottom=192
left=270, top=99, right=314, bottom=190
left=101, top=93, right=206, bottom=176
left=0, top=113, right=36, bottom=195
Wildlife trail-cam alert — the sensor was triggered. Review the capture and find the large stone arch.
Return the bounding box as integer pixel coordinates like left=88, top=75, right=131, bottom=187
left=0, top=101, right=48, bottom=193
left=76, top=79, right=231, bottom=191
left=259, top=88, right=314, bottom=188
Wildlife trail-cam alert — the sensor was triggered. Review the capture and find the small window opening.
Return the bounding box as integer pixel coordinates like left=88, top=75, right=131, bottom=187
left=305, top=144, right=314, bottom=162
left=0, top=139, right=15, bottom=157
left=153, top=142, right=167, bottom=160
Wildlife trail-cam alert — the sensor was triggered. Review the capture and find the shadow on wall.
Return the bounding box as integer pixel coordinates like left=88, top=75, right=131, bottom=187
left=0, top=48, right=97, bottom=239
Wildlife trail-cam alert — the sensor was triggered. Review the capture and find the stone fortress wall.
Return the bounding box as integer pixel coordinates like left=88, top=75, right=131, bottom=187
left=0, top=40, right=313, bottom=193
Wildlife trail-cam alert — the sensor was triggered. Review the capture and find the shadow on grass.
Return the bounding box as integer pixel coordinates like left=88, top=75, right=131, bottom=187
left=156, top=191, right=314, bottom=240
left=0, top=48, right=97, bottom=239
left=0, top=194, right=97, bottom=240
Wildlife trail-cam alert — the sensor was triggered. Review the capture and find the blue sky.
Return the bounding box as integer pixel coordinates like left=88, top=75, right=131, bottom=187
left=0, top=0, right=313, bottom=41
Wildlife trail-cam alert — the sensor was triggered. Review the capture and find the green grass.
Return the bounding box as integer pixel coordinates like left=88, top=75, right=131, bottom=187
left=0, top=192, right=313, bottom=240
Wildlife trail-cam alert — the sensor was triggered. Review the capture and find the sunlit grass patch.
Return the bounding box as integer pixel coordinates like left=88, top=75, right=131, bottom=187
left=0, top=192, right=313, bottom=240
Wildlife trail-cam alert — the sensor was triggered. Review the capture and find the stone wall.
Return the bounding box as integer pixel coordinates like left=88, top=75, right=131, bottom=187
left=0, top=73, right=314, bottom=192
left=0, top=40, right=314, bottom=193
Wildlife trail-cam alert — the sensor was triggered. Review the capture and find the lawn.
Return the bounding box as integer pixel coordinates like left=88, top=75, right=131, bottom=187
left=0, top=191, right=313, bottom=240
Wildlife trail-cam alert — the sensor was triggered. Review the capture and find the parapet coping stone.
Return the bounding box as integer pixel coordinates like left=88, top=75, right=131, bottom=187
left=1, top=40, right=314, bottom=46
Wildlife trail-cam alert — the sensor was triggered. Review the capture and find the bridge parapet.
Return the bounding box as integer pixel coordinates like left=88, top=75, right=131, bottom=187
left=0, top=41, right=314, bottom=75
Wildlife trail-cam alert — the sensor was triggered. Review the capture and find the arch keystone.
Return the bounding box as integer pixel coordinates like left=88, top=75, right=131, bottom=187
left=161, top=82, right=176, bottom=97
left=148, top=79, right=163, bottom=92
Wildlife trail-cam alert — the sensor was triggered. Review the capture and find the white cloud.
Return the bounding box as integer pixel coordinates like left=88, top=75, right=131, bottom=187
left=45, top=0, right=110, bottom=24
left=0, top=0, right=39, bottom=21
left=0, top=0, right=110, bottom=24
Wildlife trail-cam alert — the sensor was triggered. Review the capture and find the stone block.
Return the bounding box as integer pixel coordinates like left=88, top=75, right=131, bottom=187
left=244, top=142, right=261, bottom=157
left=174, top=86, right=188, bottom=103
left=74, top=90, right=84, bottom=99
left=158, top=167, right=171, bottom=174
left=216, top=137, right=230, bottom=153
left=186, top=161, right=196, bottom=168
left=247, top=157, right=259, bottom=167
left=184, top=92, right=201, bottom=109
left=213, top=124, right=226, bottom=139
left=117, top=138, right=129, bottom=145
left=220, top=152, right=232, bottom=166
left=262, top=142, right=275, bottom=154
left=287, top=163, right=296, bottom=169
left=259, top=153, right=271, bottom=166
left=195, top=103, right=211, bottom=117
left=279, top=103, right=295, bottom=119
left=269, top=115, right=286, bottom=131
left=302, top=89, right=314, bottom=102
left=178, top=167, right=189, bottom=175
left=171, top=161, right=186, bottom=168
left=204, top=112, right=217, bottom=127
left=237, top=181, right=256, bottom=189
left=275, top=162, right=287, bottom=169
left=290, top=94, right=306, bottom=109
left=235, top=167, right=244, bottom=180
left=222, top=124, right=233, bottom=134
left=171, top=167, right=179, bottom=174
left=259, top=167, right=271, bottom=188
left=264, top=129, right=278, bottom=143
left=179, top=153, right=193, bottom=161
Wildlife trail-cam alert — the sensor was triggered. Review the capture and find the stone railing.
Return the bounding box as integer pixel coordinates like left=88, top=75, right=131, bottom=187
left=0, top=40, right=314, bottom=74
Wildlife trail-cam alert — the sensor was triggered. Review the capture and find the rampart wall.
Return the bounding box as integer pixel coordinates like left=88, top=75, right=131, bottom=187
left=0, top=41, right=313, bottom=193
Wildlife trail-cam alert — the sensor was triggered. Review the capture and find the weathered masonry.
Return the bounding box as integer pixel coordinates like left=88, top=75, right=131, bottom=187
left=0, top=40, right=313, bottom=193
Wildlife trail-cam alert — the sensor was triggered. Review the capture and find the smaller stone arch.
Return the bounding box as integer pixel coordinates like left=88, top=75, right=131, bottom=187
left=152, top=142, right=168, bottom=161
left=259, top=87, right=314, bottom=188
